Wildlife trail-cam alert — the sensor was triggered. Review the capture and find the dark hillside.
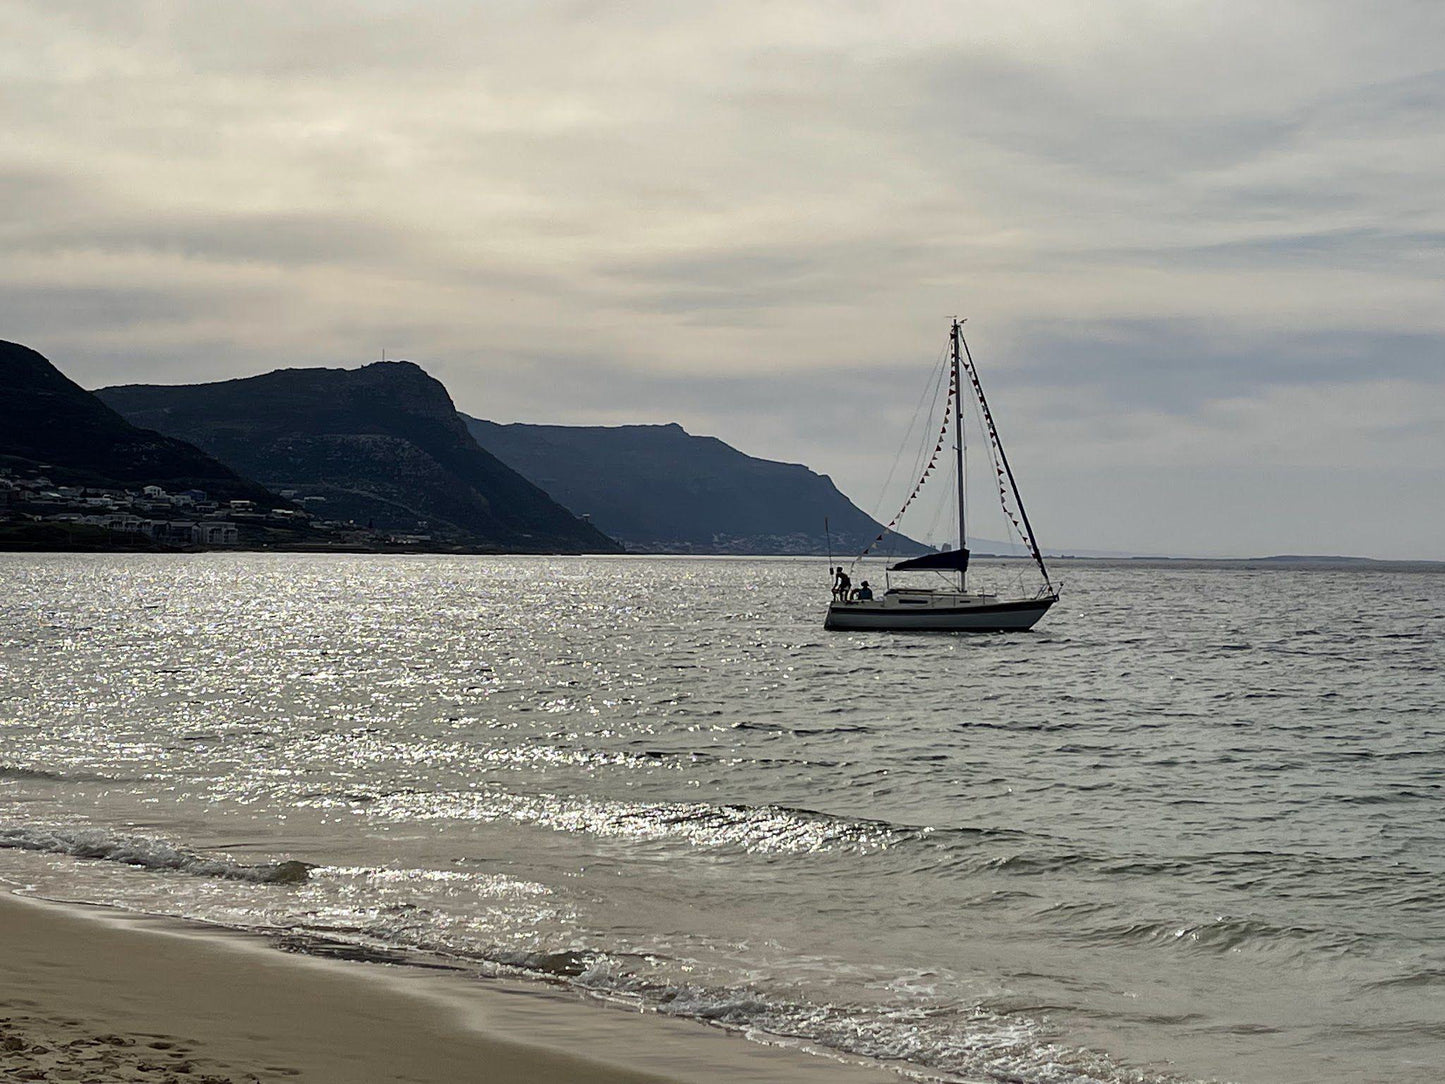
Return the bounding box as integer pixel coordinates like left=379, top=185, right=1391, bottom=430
left=0, top=340, right=277, bottom=501
left=99, top=362, right=619, bottom=553
left=464, top=417, right=930, bottom=557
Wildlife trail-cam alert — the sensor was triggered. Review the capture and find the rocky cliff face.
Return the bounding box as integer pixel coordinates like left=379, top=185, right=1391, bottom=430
left=0, top=339, right=277, bottom=501
left=98, top=363, right=620, bottom=553
left=463, top=417, right=931, bottom=557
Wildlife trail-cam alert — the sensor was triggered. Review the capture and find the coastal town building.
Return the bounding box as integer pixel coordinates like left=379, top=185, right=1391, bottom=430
left=192, top=521, right=239, bottom=546
left=0, top=466, right=422, bottom=552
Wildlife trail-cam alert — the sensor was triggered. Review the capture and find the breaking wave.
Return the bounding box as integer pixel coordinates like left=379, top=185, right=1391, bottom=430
left=0, top=826, right=313, bottom=884
left=0, top=764, right=127, bottom=784
left=238, top=920, right=1192, bottom=1084
left=359, top=789, right=909, bottom=856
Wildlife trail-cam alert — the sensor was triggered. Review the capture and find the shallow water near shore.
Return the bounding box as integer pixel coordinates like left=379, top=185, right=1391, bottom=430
left=1, top=552, right=1442, bottom=1083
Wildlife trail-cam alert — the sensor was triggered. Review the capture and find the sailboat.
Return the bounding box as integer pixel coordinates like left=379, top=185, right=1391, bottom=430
left=824, top=319, right=1059, bottom=632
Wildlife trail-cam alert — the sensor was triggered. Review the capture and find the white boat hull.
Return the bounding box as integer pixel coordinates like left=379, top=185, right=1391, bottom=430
left=824, top=592, right=1055, bottom=632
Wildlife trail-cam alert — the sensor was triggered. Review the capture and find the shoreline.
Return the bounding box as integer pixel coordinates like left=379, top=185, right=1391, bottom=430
left=2, top=545, right=1442, bottom=567
left=0, top=888, right=895, bottom=1084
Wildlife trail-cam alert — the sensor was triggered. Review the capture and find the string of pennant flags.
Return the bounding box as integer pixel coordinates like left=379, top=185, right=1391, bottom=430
left=960, top=352, right=1036, bottom=558
left=853, top=347, right=1043, bottom=570
left=857, top=372, right=956, bottom=561
left=993, top=460, right=1030, bottom=551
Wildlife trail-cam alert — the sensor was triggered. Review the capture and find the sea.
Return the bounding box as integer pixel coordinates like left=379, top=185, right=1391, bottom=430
left=1, top=553, right=1442, bottom=1084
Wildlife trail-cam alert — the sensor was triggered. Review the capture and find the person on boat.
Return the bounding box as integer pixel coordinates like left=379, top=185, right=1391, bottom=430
left=834, top=568, right=851, bottom=601
left=855, top=581, right=874, bottom=601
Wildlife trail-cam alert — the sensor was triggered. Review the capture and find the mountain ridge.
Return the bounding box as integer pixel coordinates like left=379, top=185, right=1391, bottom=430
left=463, top=416, right=931, bottom=557
left=0, top=339, right=279, bottom=502
left=97, top=362, right=620, bottom=553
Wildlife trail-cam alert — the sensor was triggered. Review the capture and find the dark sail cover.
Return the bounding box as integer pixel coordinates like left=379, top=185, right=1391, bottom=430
left=889, top=547, right=970, bottom=573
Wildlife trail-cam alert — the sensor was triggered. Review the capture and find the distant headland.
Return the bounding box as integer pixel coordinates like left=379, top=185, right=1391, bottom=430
left=2, top=340, right=924, bottom=556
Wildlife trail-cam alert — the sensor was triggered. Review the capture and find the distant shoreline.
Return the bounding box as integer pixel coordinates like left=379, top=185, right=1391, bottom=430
left=1, top=544, right=1441, bottom=569
left=1038, top=554, right=1445, bottom=570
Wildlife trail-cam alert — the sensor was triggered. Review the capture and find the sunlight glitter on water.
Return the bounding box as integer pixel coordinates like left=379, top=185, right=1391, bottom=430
left=2, top=553, right=1443, bottom=1084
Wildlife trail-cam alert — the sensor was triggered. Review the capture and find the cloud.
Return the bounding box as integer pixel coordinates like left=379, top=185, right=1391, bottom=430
left=1004, top=319, right=1445, bottom=408
left=1, top=1, right=1442, bottom=556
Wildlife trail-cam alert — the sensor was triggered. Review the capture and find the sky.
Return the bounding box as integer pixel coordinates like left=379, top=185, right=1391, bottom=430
left=3, top=1, right=1442, bottom=558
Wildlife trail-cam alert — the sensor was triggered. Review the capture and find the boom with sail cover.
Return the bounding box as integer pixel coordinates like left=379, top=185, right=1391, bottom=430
left=889, top=548, right=970, bottom=573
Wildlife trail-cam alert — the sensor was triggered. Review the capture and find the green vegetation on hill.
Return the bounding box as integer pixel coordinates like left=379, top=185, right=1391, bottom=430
left=463, top=417, right=930, bottom=557
left=99, top=363, right=620, bottom=553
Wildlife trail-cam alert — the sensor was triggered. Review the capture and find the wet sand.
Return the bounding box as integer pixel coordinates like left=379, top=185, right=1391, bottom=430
left=0, top=890, right=893, bottom=1084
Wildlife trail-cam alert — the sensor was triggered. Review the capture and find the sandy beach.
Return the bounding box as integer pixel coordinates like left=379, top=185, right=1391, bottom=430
left=0, top=889, right=894, bottom=1084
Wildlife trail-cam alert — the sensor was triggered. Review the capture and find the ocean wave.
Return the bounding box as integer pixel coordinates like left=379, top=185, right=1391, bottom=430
left=1066, top=915, right=1348, bottom=954
left=0, top=763, right=126, bottom=784
left=1361, top=967, right=1445, bottom=990
left=0, top=764, right=72, bottom=782
left=362, top=789, right=908, bottom=855
left=563, top=966, right=1190, bottom=1084
left=0, top=825, right=313, bottom=884
left=263, top=926, right=1193, bottom=1084
left=0, top=817, right=1202, bottom=1083
left=348, top=786, right=1058, bottom=865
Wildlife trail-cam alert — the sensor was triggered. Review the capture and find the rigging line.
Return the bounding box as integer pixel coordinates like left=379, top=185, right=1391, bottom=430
left=905, top=349, right=951, bottom=493
left=871, top=345, right=950, bottom=528
left=852, top=373, right=955, bottom=567
left=855, top=350, right=948, bottom=567
left=958, top=361, right=968, bottom=550
left=966, top=378, right=1024, bottom=552
left=974, top=371, right=1030, bottom=554
left=907, top=354, right=953, bottom=502
left=922, top=471, right=949, bottom=542
left=957, top=334, right=1053, bottom=590
left=867, top=343, right=947, bottom=523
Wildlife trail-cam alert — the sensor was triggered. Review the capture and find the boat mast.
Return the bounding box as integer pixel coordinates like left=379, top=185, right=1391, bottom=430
left=952, top=319, right=967, bottom=590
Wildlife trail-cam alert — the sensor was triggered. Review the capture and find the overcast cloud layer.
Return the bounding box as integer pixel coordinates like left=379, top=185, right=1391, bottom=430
left=3, top=1, right=1442, bottom=557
